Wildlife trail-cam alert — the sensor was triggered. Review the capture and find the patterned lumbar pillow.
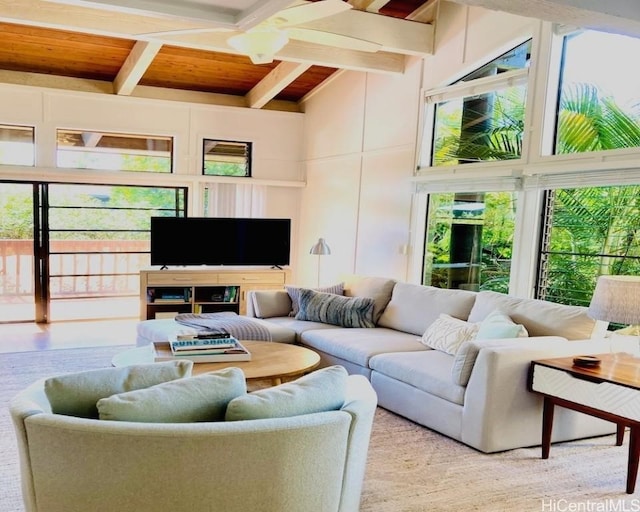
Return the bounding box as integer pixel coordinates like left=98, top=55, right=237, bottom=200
left=285, top=282, right=344, bottom=317
left=420, top=313, right=479, bottom=355
left=97, top=367, right=247, bottom=423
left=295, top=288, right=376, bottom=328
left=225, top=365, right=347, bottom=421
left=44, top=360, right=193, bottom=418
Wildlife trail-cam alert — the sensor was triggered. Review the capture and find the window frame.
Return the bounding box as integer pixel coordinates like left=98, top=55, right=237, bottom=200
left=202, top=138, right=252, bottom=178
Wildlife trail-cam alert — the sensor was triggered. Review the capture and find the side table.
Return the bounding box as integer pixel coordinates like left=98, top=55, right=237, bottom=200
left=529, top=353, right=640, bottom=494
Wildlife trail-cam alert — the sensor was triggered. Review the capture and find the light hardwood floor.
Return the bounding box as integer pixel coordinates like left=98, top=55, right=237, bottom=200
left=0, top=318, right=139, bottom=353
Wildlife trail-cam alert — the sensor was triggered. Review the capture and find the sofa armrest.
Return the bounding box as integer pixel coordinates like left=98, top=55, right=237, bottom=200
left=246, top=290, right=292, bottom=318
left=461, top=337, right=612, bottom=453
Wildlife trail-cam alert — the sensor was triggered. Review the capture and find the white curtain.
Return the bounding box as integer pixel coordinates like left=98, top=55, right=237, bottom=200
left=205, top=183, right=266, bottom=218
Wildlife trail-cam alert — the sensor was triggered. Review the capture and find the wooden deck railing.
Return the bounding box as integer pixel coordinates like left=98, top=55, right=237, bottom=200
left=0, top=239, right=149, bottom=298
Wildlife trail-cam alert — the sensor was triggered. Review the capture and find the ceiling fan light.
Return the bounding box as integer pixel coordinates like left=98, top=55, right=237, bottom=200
left=227, top=28, right=289, bottom=65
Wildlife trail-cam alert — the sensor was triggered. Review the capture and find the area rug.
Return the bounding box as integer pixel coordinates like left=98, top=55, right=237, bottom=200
left=0, top=346, right=636, bottom=512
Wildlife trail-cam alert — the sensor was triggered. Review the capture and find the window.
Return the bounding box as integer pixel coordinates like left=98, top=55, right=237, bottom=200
left=554, top=31, right=640, bottom=155
left=56, top=130, right=173, bottom=172
left=427, top=40, right=531, bottom=167
left=536, top=185, right=640, bottom=307
left=423, top=191, right=517, bottom=292
left=203, top=139, right=251, bottom=177
left=0, top=125, right=34, bottom=166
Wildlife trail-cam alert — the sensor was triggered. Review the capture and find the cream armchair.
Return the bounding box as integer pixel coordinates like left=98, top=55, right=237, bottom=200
left=11, top=374, right=377, bottom=512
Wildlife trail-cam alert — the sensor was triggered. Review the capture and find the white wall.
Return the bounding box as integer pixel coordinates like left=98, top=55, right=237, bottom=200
left=0, top=83, right=305, bottom=277
left=300, top=57, right=423, bottom=287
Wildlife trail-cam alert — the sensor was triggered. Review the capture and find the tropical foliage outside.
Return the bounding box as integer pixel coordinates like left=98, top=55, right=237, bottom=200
left=425, top=31, right=640, bottom=304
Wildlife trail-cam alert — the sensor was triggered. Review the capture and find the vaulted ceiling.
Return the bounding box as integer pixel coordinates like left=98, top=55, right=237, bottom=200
left=0, top=0, right=438, bottom=110
left=1, top=0, right=639, bottom=112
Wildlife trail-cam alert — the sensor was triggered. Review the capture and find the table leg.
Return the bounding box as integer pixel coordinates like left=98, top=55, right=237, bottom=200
left=627, top=426, right=640, bottom=494
left=542, top=397, right=554, bottom=459
left=618, top=424, right=626, bottom=446
left=271, top=377, right=282, bottom=386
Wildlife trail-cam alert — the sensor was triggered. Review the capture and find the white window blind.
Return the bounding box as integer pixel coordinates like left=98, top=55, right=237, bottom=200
left=204, top=183, right=266, bottom=218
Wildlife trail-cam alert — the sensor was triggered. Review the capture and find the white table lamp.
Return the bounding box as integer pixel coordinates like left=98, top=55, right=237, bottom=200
left=588, top=275, right=640, bottom=354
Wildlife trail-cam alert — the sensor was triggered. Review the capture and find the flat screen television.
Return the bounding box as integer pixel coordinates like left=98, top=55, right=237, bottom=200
left=150, top=217, right=291, bottom=267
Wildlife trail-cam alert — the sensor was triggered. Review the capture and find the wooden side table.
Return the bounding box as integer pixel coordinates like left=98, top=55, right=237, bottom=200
left=529, top=353, right=640, bottom=494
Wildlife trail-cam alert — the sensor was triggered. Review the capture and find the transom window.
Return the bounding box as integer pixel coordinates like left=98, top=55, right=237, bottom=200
left=426, top=40, right=531, bottom=168
left=56, top=129, right=173, bottom=172
left=0, top=124, right=35, bottom=166
left=203, top=139, right=251, bottom=177
left=554, top=31, right=640, bottom=155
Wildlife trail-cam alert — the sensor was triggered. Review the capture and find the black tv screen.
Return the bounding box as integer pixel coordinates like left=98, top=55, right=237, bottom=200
left=150, top=217, right=291, bottom=267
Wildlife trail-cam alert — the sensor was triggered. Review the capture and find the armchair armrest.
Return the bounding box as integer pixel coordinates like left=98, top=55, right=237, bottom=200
left=461, top=337, right=613, bottom=452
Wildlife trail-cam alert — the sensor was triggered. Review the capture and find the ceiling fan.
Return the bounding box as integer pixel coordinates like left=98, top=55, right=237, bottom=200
left=144, top=0, right=382, bottom=64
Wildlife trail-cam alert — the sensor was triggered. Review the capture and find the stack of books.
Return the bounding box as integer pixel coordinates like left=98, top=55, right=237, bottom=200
left=154, top=332, right=251, bottom=363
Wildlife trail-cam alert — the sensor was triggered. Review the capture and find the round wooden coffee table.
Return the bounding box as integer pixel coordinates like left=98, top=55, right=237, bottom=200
left=112, top=341, right=321, bottom=386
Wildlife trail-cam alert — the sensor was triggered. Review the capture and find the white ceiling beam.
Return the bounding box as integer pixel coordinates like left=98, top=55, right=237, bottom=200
left=449, top=0, right=640, bottom=39
left=114, top=40, right=162, bottom=95
left=363, top=0, right=391, bottom=13
left=246, top=61, right=311, bottom=109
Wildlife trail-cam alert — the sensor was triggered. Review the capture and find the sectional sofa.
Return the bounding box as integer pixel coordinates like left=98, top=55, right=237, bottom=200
left=246, top=275, right=616, bottom=453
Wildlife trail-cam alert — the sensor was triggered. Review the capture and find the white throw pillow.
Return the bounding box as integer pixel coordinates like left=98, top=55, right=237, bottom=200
left=476, top=310, right=528, bottom=339
left=420, top=314, right=479, bottom=355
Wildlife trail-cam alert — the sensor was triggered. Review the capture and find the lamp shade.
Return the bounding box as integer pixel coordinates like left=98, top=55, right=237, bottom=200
left=587, top=275, right=640, bottom=325
left=310, top=238, right=331, bottom=256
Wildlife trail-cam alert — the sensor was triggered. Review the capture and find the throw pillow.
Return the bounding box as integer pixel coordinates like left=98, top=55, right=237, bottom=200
left=225, top=365, right=348, bottom=421
left=44, top=360, right=193, bottom=418
left=420, top=314, right=479, bottom=355
left=476, top=310, right=529, bottom=339
left=285, top=282, right=344, bottom=317
left=97, top=367, right=247, bottom=423
left=295, top=288, right=376, bottom=328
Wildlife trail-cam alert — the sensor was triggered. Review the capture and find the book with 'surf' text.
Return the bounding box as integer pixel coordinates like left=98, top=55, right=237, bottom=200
left=158, top=338, right=251, bottom=362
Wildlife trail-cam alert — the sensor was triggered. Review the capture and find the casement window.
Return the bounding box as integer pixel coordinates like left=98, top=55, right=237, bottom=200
left=56, top=130, right=173, bottom=172
left=423, top=40, right=531, bottom=168
left=203, top=139, right=251, bottom=177
left=553, top=30, right=640, bottom=155
left=0, top=124, right=34, bottom=166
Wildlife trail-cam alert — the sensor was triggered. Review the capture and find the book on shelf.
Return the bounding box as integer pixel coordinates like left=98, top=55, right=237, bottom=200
left=153, top=340, right=251, bottom=363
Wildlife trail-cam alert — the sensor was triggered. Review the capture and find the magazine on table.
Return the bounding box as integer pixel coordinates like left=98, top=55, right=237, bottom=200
left=154, top=339, right=252, bottom=363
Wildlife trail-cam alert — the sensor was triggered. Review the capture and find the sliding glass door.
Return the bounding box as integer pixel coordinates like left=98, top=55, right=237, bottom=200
left=0, top=181, right=186, bottom=323
left=0, top=182, right=36, bottom=322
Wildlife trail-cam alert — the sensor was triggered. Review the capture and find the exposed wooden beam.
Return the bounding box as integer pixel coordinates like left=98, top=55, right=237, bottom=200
left=114, top=40, right=162, bottom=95
left=246, top=61, right=311, bottom=109
left=363, top=0, right=392, bottom=13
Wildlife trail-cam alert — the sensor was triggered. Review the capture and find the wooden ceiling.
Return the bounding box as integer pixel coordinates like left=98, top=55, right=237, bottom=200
left=0, top=0, right=438, bottom=111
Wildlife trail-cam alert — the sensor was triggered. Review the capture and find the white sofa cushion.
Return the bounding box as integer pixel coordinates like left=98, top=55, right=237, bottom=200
left=467, top=290, right=596, bottom=339
left=44, top=360, right=193, bottom=418
left=301, top=327, right=425, bottom=368
left=343, top=275, right=396, bottom=323
left=225, top=365, right=348, bottom=421
left=97, top=367, right=247, bottom=423
left=251, top=289, right=292, bottom=318
left=420, top=314, right=479, bottom=355
left=378, top=282, right=477, bottom=336
left=369, top=350, right=466, bottom=405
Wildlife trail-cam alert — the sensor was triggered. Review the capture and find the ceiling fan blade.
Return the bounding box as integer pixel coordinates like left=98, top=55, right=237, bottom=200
left=287, top=27, right=381, bottom=53
left=140, top=27, right=232, bottom=37
left=273, top=0, right=352, bottom=28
